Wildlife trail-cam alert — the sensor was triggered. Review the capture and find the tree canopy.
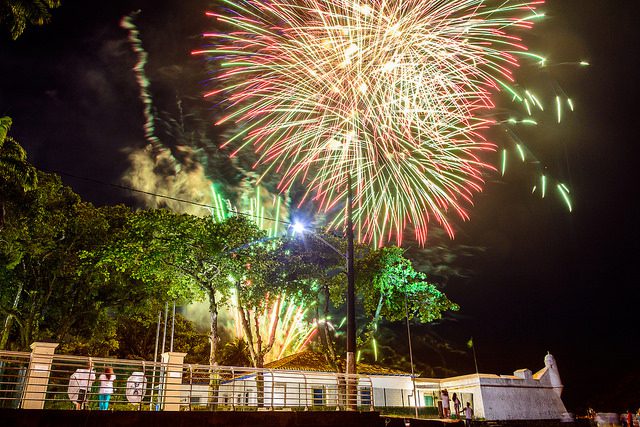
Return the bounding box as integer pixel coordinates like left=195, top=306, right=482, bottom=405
left=0, top=118, right=460, bottom=375
left=0, top=0, right=61, bottom=40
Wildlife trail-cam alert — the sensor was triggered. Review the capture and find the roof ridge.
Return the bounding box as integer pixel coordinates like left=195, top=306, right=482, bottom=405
left=264, top=350, right=411, bottom=376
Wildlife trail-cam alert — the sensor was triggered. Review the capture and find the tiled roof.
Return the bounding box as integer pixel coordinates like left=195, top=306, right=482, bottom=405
left=265, top=350, right=411, bottom=376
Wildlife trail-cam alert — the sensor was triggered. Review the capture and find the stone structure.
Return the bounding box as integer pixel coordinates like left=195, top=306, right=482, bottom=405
left=21, top=342, right=59, bottom=410
left=160, top=351, right=187, bottom=411
left=416, top=352, right=567, bottom=420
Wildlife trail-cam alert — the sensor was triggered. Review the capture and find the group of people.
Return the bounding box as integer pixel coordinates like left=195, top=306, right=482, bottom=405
left=586, top=408, right=640, bottom=427
left=69, top=363, right=116, bottom=410
left=620, top=410, right=640, bottom=427
left=440, top=389, right=473, bottom=425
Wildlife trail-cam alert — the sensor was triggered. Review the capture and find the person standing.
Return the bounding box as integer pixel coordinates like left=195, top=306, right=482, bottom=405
left=441, top=389, right=450, bottom=418
left=70, top=362, right=95, bottom=410
left=626, top=410, right=634, bottom=427
left=452, top=392, right=461, bottom=417
left=98, top=367, right=116, bottom=410
left=464, top=401, right=474, bottom=427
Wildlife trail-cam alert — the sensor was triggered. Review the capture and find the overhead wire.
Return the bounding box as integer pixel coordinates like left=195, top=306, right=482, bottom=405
left=49, top=169, right=293, bottom=228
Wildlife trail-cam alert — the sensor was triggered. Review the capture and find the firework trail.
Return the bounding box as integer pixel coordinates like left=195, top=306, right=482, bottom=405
left=120, top=11, right=315, bottom=358
left=196, top=0, right=578, bottom=245
left=121, top=11, right=161, bottom=149
left=228, top=291, right=317, bottom=362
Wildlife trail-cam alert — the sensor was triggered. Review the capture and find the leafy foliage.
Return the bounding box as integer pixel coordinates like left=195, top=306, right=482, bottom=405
left=0, top=121, right=459, bottom=373
left=358, top=246, right=458, bottom=324
left=0, top=0, right=61, bottom=40
left=1, top=172, right=136, bottom=350
left=88, top=210, right=270, bottom=365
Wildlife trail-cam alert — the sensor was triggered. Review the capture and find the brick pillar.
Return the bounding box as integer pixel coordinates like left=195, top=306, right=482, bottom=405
left=161, top=352, right=186, bottom=411
left=21, top=342, right=59, bottom=409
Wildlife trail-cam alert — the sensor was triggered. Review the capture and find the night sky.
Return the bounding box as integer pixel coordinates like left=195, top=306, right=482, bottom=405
left=1, top=0, right=639, bottom=412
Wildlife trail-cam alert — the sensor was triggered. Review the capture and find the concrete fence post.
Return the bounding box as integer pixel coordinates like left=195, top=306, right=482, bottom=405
left=161, top=351, right=186, bottom=411
left=21, top=342, right=59, bottom=409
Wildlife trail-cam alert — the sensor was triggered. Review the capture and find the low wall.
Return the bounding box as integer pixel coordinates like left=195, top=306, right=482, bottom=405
left=383, top=418, right=591, bottom=427
left=0, top=409, right=593, bottom=427
left=0, top=409, right=385, bottom=427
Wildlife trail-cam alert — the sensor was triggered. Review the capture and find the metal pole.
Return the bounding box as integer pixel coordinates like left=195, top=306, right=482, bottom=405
left=161, top=302, right=168, bottom=354
left=159, top=302, right=169, bottom=410
left=404, top=289, right=419, bottom=419
left=471, top=337, right=479, bottom=375
left=346, top=174, right=357, bottom=410
left=170, top=301, right=176, bottom=352
left=150, top=310, right=161, bottom=410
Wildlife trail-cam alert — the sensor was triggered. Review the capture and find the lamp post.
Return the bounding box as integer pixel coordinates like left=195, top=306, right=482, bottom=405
left=345, top=174, right=356, bottom=411
left=292, top=176, right=357, bottom=410
left=404, top=288, right=419, bottom=419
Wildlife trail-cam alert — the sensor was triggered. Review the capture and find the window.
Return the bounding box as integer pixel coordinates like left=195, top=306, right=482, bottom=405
left=424, top=395, right=434, bottom=407
left=312, top=387, right=325, bottom=406
left=273, top=382, right=286, bottom=407
left=360, top=387, right=372, bottom=406
left=236, top=391, right=250, bottom=406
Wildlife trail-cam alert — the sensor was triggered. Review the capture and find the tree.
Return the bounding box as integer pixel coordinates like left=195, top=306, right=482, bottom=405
left=92, top=211, right=266, bottom=366
left=0, top=117, right=37, bottom=226
left=0, top=173, right=132, bottom=349
left=110, top=306, right=209, bottom=363
left=358, top=246, right=458, bottom=326
left=232, top=237, right=319, bottom=369
left=0, top=172, right=81, bottom=348
left=0, top=0, right=61, bottom=40
left=281, top=232, right=351, bottom=371
left=218, top=338, right=251, bottom=367
left=289, top=234, right=458, bottom=370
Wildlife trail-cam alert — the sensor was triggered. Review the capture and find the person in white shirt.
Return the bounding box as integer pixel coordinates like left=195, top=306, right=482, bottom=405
left=98, top=367, right=116, bottom=410
left=70, top=363, right=96, bottom=410
left=464, top=401, right=474, bottom=427
left=441, top=389, right=450, bottom=418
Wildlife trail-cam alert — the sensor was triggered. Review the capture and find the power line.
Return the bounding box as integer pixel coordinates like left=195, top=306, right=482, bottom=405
left=50, top=169, right=293, bottom=228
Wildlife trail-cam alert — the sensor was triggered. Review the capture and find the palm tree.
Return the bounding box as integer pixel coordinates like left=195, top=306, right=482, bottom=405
left=0, top=116, right=38, bottom=349
left=0, top=0, right=61, bottom=40
left=219, top=339, right=252, bottom=367
left=0, top=116, right=38, bottom=225
left=0, top=117, right=37, bottom=190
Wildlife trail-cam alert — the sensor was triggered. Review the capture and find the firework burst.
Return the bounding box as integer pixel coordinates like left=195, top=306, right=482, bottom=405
left=196, top=0, right=560, bottom=245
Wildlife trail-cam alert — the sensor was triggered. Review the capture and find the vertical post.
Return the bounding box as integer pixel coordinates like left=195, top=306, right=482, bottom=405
left=160, top=351, right=186, bottom=411
left=170, top=301, right=176, bottom=352
left=162, top=302, right=168, bottom=354
left=471, top=338, right=479, bottom=375
left=404, top=291, right=419, bottom=418
left=346, top=174, right=357, bottom=410
left=150, top=311, right=161, bottom=410
left=21, top=342, right=59, bottom=409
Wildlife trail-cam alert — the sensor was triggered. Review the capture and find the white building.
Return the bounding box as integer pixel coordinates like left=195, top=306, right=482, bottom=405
left=185, top=351, right=413, bottom=409
left=416, top=353, right=568, bottom=420
left=183, top=351, right=568, bottom=420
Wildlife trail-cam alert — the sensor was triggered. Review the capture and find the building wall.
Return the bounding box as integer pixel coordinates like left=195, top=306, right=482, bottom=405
left=474, top=378, right=567, bottom=420
left=183, top=360, right=567, bottom=421
left=370, top=376, right=416, bottom=407
left=186, top=372, right=396, bottom=408
left=432, top=373, right=567, bottom=420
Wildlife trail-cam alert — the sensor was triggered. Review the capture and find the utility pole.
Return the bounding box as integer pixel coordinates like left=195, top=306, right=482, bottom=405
left=346, top=174, right=357, bottom=410
left=405, top=289, right=419, bottom=418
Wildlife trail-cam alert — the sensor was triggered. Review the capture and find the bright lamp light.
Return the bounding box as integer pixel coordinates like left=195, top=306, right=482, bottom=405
left=292, top=222, right=306, bottom=234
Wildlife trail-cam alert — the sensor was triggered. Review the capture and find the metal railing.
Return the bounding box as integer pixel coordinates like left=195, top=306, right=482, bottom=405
left=0, top=350, right=30, bottom=409
left=0, top=349, right=378, bottom=412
